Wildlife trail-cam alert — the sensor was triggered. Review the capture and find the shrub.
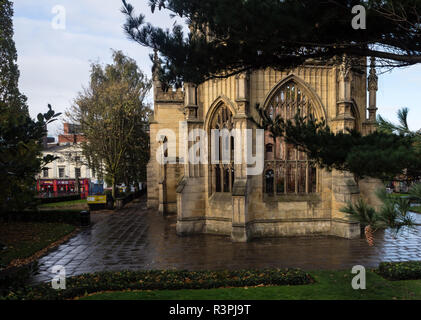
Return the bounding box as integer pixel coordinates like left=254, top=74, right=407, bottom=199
left=37, top=194, right=81, bottom=205
left=115, top=190, right=145, bottom=208
left=0, top=263, right=38, bottom=297
left=377, top=261, right=421, bottom=280
left=0, top=210, right=82, bottom=225
left=1, top=268, right=313, bottom=300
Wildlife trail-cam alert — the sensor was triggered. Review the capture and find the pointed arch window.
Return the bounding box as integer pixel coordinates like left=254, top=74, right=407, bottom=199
left=264, top=81, right=318, bottom=195
left=209, top=104, right=234, bottom=193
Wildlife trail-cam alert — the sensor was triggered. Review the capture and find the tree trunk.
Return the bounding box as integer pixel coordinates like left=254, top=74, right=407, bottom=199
left=75, top=176, right=80, bottom=194
left=112, top=176, right=116, bottom=200
left=365, top=225, right=375, bottom=247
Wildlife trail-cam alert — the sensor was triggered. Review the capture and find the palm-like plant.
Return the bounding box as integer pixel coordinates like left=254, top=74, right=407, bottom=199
left=341, top=189, right=416, bottom=246
left=377, top=194, right=414, bottom=236
left=409, top=183, right=421, bottom=202
left=341, top=199, right=380, bottom=246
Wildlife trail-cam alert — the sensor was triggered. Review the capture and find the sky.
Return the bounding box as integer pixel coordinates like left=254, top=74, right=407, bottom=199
left=12, top=1, right=421, bottom=137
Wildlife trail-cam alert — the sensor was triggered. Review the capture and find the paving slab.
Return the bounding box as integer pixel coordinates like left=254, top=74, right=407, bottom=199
left=30, top=199, right=421, bottom=284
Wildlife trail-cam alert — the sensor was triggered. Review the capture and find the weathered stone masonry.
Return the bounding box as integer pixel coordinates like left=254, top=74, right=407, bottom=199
left=147, top=56, right=382, bottom=242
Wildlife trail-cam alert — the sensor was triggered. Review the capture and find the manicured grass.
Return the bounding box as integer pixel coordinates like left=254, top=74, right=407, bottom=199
left=411, top=206, right=421, bottom=214
left=390, top=193, right=410, bottom=198
left=0, top=222, right=76, bottom=266
left=38, top=199, right=87, bottom=209
left=80, top=270, right=421, bottom=300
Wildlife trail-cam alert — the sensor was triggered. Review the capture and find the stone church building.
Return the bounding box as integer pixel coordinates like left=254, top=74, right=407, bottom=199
left=147, top=55, right=382, bottom=242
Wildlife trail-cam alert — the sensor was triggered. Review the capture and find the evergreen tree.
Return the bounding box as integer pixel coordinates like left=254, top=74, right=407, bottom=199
left=253, top=106, right=420, bottom=245
left=254, top=105, right=421, bottom=183
left=377, top=108, right=421, bottom=183
left=122, top=0, right=421, bottom=87
left=0, top=0, right=26, bottom=107
left=0, top=0, right=60, bottom=212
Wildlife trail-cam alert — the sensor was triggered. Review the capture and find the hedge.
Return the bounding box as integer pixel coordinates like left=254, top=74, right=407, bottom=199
left=37, top=194, right=81, bottom=205
left=377, top=261, right=421, bottom=280
left=116, top=189, right=146, bottom=201
left=0, top=263, right=38, bottom=297
left=1, top=268, right=313, bottom=300
left=0, top=210, right=82, bottom=225
left=115, top=189, right=147, bottom=209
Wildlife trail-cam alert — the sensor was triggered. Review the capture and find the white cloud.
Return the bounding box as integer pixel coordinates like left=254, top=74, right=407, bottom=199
left=12, top=1, right=421, bottom=136
left=13, top=1, right=177, bottom=136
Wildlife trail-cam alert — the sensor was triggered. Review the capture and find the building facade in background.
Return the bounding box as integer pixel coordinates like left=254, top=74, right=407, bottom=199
left=36, top=123, right=105, bottom=198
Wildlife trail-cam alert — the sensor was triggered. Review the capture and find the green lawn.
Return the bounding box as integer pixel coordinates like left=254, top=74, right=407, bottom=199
left=38, top=199, right=87, bottom=209
left=390, top=193, right=410, bottom=198
left=80, top=270, right=421, bottom=300
left=0, top=222, right=76, bottom=267
left=411, top=206, right=421, bottom=214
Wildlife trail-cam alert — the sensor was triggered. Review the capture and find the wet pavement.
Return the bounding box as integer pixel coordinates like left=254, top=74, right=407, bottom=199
left=31, top=199, right=421, bottom=284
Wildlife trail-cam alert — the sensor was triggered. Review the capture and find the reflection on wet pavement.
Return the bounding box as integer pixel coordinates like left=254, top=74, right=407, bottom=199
left=31, top=200, right=421, bottom=284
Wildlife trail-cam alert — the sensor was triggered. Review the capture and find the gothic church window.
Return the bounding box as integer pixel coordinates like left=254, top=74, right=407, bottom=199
left=264, top=81, right=318, bottom=195
left=210, top=104, right=234, bottom=193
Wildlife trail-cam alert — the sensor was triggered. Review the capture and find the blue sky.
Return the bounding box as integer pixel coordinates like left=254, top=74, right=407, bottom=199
left=12, top=1, right=421, bottom=136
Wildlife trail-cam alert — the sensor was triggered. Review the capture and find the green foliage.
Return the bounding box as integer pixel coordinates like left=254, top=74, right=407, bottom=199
left=0, top=210, right=83, bottom=226
left=2, top=268, right=313, bottom=300
left=410, top=206, right=421, bottom=213
left=409, top=183, right=421, bottom=202
left=378, top=107, right=411, bottom=135
left=0, top=1, right=61, bottom=212
left=340, top=190, right=415, bottom=235
left=378, top=261, right=421, bottom=281
left=0, top=222, right=76, bottom=268
left=37, top=199, right=87, bottom=209
left=376, top=189, right=415, bottom=234
left=340, top=198, right=380, bottom=228
left=6, top=268, right=421, bottom=300
left=67, top=50, right=152, bottom=198
left=377, top=108, right=421, bottom=182
left=80, top=270, right=421, bottom=300
left=37, top=194, right=81, bottom=205
left=0, top=0, right=26, bottom=107
left=0, top=263, right=38, bottom=296
left=122, top=0, right=421, bottom=86
left=255, top=106, right=421, bottom=182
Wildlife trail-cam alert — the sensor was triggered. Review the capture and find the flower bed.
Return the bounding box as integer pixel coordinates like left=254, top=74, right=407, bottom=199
left=377, top=261, right=421, bottom=280
left=2, top=268, right=313, bottom=300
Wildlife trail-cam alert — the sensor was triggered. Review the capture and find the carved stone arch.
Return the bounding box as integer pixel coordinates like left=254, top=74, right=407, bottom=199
left=205, top=96, right=237, bottom=195
left=262, top=74, right=327, bottom=120
left=350, top=99, right=362, bottom=131
left=261, top=74, right=321, bottom=195
left=204, top=95, right=237, bottom=132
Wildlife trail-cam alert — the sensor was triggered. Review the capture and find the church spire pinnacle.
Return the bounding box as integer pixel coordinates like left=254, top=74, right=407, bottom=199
left=152, top=49, right=159, bottom=82
left=367, top=57, right=378, bottom=121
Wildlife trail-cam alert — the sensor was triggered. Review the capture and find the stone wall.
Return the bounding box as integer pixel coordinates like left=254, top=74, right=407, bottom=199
left=149, top=61, right=378, bottom=241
